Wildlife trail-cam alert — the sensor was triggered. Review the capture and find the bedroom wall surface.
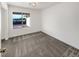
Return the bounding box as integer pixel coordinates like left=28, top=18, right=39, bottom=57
left=0, top=5, right=1, bottom=53
left=42, top=2, right=79, bottom=49
left=1, top=7, right=5, bottom=39
left=1, top=3, right=8, bottom=40
left=8, top=5, right=42, bottom=38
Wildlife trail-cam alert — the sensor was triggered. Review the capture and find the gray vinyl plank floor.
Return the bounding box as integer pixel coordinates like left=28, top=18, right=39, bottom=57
left=1, top=32, right=79, bottom=57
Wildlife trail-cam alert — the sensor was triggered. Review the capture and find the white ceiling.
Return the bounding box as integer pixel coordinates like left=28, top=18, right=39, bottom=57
left=7, top=2, right=59, bottom=10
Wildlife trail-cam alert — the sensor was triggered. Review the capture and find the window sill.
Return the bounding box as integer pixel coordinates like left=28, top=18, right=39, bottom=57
left=13, top=25, right=29, bottom=29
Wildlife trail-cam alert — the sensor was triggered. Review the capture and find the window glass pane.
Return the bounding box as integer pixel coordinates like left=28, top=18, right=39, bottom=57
left=13, top=12, right=30, bottom=29
left=13, top=14, right=22, bottom=25
left=22, top=15, right=26, bottom=25
left=27, top=17, right=31, bottom=27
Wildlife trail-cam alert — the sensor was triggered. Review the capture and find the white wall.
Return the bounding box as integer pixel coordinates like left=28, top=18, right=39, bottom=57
left=1, top=7, right=5, bottom=39
left=8, top=5, right=41, bottom=38
left=42, top=2, right=79, bottom=49
left=0, top=4, right=1, bottom=56
left=1, top=3, right=8, bottom=40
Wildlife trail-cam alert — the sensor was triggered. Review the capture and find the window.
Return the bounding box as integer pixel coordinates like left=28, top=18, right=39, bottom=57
left=13, top=12, right=30, bottom=29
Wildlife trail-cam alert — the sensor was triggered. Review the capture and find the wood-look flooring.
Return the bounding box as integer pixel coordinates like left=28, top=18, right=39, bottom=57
left=1, top=32, right=79, bottom=57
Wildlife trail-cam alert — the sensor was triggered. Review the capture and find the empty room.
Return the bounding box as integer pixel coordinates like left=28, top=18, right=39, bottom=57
left=0, top=2, right=79, bottom=57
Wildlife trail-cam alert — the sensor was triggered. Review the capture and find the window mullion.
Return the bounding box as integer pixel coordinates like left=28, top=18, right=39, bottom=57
left=22, top=14, right=23, bottom=25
